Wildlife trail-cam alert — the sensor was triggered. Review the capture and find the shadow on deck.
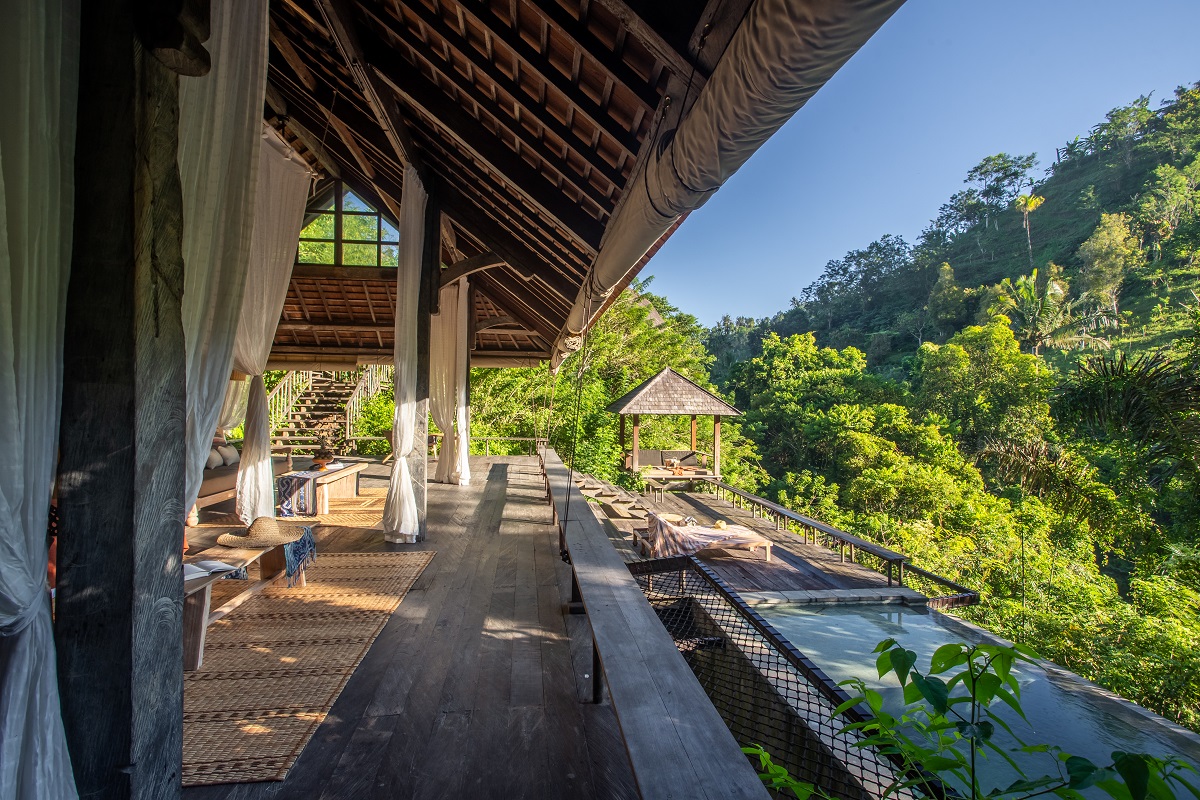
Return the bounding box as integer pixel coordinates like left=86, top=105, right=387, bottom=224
left=184, top=456, right=636, bottom=800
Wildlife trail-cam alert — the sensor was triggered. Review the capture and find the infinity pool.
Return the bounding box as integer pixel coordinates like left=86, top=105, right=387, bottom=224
left=755, top=602, right=1200, bottom=794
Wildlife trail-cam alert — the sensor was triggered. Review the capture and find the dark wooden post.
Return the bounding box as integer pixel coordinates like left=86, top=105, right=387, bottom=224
left=619, top=414, right=626, bottom=460
left=713, top=415, right=722, bottom=477
left=411, top=181, right=441, bottom=540
left=56, top=4, right=201, bottom=796
left=631, top=414, right=640, bottom=471
left=690, top=414, right=697, bottom=451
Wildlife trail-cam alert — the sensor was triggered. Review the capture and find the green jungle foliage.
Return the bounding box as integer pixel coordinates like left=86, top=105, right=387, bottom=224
left=746, top=639, right=1200, bottom=800
left=696, top=83, right=1200, bottom=734
left=469, top=280, right=766, bottom=492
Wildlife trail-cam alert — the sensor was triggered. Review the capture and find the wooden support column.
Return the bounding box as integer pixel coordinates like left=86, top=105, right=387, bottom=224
left=619, top=414, right=626, bottom=459
left=409, top=180, right=441, bottom=540
left=56, top=4, right=197, bottom=797
left=631, top=414, right=640, bottom=471
left=713, top=415, right=722, bottom=478
left=690, top=414, right=697, bottom=451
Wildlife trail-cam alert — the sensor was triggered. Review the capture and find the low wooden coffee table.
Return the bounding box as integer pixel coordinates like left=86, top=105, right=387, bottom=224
left=311, top=461, right=369, bottom=515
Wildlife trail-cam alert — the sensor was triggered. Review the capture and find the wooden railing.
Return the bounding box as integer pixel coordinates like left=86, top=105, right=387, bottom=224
left=700, top=479, right=978, bottom=606
left=470, top=436, right=545, bottom=456
left=539, top=447, right=771, bottom=799
left=344, top=364, right=392, bottom=438
left=267, top=370, right=312, bottom=431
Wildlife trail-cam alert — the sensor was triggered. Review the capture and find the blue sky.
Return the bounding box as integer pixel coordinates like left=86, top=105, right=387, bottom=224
left=645, top=0, right=1200, bottom=326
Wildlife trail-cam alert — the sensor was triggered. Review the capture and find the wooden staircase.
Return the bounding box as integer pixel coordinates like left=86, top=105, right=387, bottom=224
left=271, top=373, right=359, bottom=454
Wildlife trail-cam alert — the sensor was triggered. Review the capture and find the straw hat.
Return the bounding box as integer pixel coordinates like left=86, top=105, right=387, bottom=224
left=217, top=516, right=307, bottom=548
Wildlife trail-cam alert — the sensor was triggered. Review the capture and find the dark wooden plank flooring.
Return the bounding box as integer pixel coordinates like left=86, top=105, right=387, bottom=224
left=183, top=457, right=637, bottom=800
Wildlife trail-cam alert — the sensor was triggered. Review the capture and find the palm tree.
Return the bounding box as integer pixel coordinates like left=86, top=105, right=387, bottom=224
left=1015, top=192, right=1046, bottom=268
left=996, top=268, right=1112, bottom=356
left=1058, top=349, right=1200, bottom=480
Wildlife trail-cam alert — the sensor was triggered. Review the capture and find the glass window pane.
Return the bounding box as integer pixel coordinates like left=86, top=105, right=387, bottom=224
left=381, top=244, right=398, bottom=267
left=300, top=213, right=335, bottom=240
left=381, top=219, right=399, bottom=242
left=343, top=243, right=379, bottom=266
left=342, top=213, right=379, bottom=242
left=297, top=240, right=334, bottom=264
left=342, top=190, right=372, bottom=212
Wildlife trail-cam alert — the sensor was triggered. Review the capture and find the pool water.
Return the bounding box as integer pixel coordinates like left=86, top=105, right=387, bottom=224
left=755, top=602, right=1200, bottom=794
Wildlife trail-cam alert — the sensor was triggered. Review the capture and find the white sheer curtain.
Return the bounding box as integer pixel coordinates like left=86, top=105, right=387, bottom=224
left=178, top=0, right=269, bottom=515
left=430, top=282, right=458, bottom=484
left=430, top=278, right=470, bottom=486
left=231, top=127, right=311, bottom=524
left=452, top=278, right=471, bottom=485
left=383, top=165, right=427, bottom=542
left=0, top=2, right=79, bottom=798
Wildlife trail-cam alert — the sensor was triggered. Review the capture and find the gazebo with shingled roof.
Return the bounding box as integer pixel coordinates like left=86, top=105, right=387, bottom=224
left=606, top=368, right=741, bottom=478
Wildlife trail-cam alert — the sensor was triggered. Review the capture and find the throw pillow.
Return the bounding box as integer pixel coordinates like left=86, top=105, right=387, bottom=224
left=205, top=448, right=223, bottom=470
left=217, top=444, right=240, bottom=466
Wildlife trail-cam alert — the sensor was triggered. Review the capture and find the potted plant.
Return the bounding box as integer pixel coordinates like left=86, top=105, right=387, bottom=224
left=310, top=415, right=342, bottom=470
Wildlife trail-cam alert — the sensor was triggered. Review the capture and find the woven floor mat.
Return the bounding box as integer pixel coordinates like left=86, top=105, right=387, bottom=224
left=182, top=551, right=435, bottom=786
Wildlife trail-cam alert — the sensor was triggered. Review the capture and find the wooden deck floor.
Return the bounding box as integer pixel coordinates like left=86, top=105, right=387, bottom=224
left=184, top=456, right=637, bottom=800
left=597, top=488, right=898, bottom=593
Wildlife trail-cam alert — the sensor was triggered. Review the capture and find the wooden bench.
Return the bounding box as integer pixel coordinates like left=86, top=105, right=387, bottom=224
left=543, top=451, right=770, bottom=799
left=182, top=542, right=307, bottom=670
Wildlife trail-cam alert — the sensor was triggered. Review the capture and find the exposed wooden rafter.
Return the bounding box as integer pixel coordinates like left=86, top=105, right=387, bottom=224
left=314, top=0, right=422, bottom=173
left=440, top=251, right=504, bottom=286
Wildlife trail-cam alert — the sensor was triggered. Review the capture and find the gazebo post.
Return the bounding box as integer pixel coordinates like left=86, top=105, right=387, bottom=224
left=690, top=414, right=697, bottom=451
left=631, top=413, right=640, bottom=471
left=713, top=415, right=722, bottom=477
left=620, top=414, right=626, bottom=458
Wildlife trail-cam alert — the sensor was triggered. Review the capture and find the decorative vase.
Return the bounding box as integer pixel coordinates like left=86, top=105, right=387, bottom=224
left=312, top=449, right=334, bottom=471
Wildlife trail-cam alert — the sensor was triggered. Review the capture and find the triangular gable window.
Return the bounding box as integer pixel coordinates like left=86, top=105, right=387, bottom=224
left=297, top=180, right=399, bottom=267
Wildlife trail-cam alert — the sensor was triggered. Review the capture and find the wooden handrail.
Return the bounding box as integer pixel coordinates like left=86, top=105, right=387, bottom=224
left=700, top=478, right=978, bottom=604
left=540, top=447, right=770, bottom=800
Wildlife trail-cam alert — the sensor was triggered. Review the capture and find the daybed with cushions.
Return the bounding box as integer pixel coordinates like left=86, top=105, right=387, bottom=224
left=623, top=449, right=704, bottom=470
left=186, top=444, right=292, bottom=525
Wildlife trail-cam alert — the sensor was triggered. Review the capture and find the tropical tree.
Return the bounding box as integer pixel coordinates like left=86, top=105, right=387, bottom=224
left=1014, top=191, right=1045, bottom=268
left=1076, top=213, right=1144, bottom=320
left=994, top=268, right=1111, bottom=356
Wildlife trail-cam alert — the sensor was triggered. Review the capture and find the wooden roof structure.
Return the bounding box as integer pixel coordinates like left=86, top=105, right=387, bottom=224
left=607, top=368, right=740, bottom=417
left=263, top=0, right=739, bottom=368
left=261, top=0, right=904, bottom=369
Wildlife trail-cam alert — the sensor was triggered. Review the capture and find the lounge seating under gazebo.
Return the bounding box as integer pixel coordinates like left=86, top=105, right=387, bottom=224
left=606, top=368, right=742, bottom=481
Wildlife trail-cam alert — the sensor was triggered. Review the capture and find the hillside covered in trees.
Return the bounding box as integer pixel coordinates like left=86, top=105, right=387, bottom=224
left=451, top=83, right=1200, bottom=733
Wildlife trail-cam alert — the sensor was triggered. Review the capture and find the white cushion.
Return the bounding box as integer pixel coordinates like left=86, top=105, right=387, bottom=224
left=217, top=445, right=240, bottom=466
left=205, top=448, right=223, bottom=470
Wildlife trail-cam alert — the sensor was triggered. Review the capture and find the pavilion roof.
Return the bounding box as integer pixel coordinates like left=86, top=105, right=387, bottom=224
left=606, top=368, right=740, bottom=416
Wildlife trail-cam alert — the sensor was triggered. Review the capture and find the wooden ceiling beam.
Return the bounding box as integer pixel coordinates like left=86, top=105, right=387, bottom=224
left=371, top=63, right=605, bottom=251
left=475, top=315, right=520, bottom=332
left=522, top=0, right=669, bottom=104
left=291, top=264, right=397, bottom=280
left=358, top=10, right=625, bottom=200
left=418, top=139, right=591, bottom=276
left=269, top=77, right=405, bottom=220
left=314, top=0, right=423, bottom=174
left=589, top=0, right=699, bottom=82
left=277, top=321, right=393, bottom=333
left=473, top=271, right=563, bottom=343
left=440, top=251, right=504, bottom=286
left=268, top=16, right=317, bottom=92
left=395, top=0, right=640, bottom=157
left=440, top=181, right=578, bottom=303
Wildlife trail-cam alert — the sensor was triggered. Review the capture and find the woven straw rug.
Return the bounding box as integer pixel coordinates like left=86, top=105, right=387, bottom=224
left=182, top=550, right=435, bottom=786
